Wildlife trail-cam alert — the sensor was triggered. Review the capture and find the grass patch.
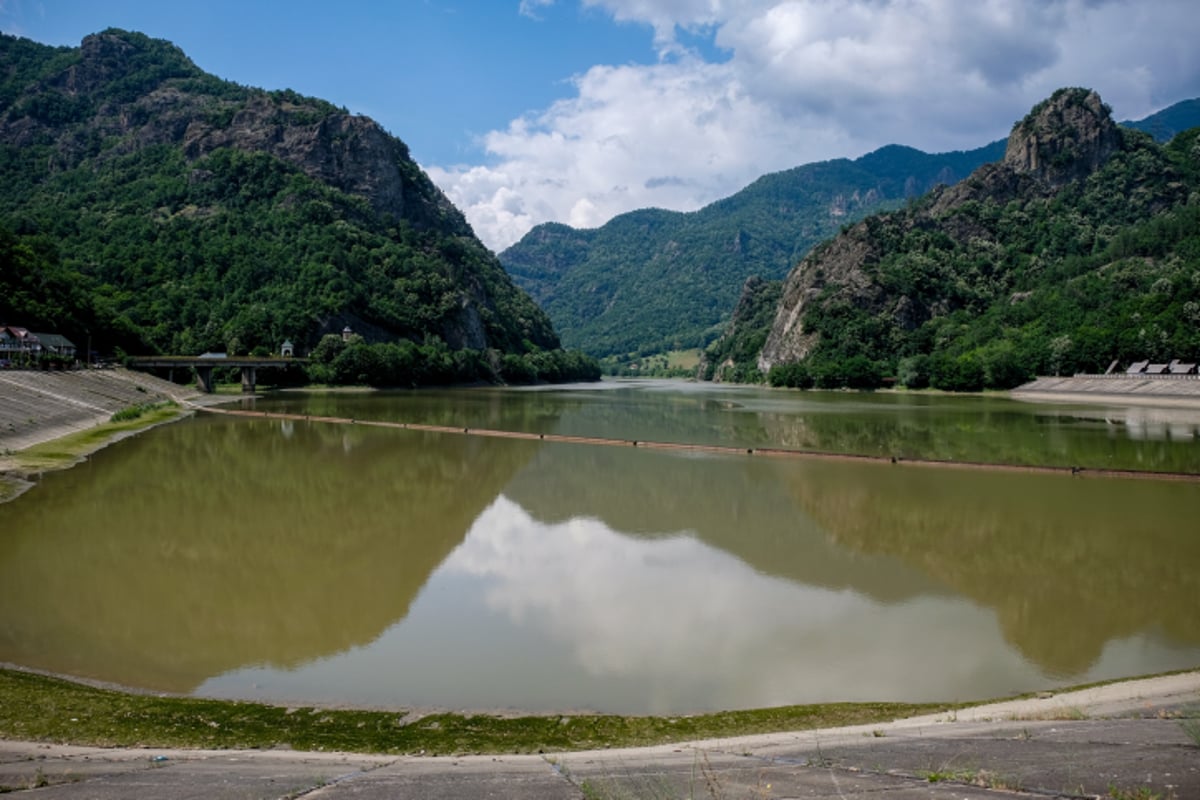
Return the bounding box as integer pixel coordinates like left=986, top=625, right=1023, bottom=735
left=0, top=668, right=950, bottom=756
left=1008, top=704, right=1089, bottom=722
left=5, top=402, right=182, bottom=475
left=663, top=349, right=703, bottom=371
left=920, top=767, right=1021, bottom=791
left=110, top=400, right=174, bottom=423
left=1108, top=786, right=1175, bottom=800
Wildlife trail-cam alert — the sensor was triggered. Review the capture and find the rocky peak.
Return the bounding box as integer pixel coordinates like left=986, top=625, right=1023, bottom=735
left=1004, top=88, right=1121, bottom=187
left=67, top=32, right=137, bottom=94
left=58, top=30, right=195, bottom=97
left=182, top=100, right=414, bottom=222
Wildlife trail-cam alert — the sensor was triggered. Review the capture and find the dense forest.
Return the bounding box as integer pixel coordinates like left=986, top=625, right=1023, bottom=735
left=501, top=96, right=1200, bottom=370
left=736, top=89, right=1200, bottom=391
left=0, top=30, right=598, bottom=386
left=501, top=142, right=1006, bottom=362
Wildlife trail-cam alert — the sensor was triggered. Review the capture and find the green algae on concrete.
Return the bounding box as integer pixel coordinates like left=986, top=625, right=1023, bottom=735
left=0, top=402, right=185, bottom=502
left=0, top=668, right=951, bottom=756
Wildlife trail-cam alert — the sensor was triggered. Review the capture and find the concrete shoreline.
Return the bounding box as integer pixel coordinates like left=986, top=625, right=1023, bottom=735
left=1012, top=373, right=1200, bottom=407
left=0, top=369, right=230, bottom=502
left=0, top=368, right=204, bottom=454
left=1, top=671, right=1197, bottom=798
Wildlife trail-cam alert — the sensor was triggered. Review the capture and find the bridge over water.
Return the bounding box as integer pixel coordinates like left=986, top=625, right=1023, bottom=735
left=129, top=356, right=308, bottom=393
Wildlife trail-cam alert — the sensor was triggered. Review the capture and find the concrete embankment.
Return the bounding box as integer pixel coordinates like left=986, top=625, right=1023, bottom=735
left=1, top=671, right=1196, bottom=798
left=1013, top=374, right=1200, bottom=406
left=0, top=368, right=201, bottom=453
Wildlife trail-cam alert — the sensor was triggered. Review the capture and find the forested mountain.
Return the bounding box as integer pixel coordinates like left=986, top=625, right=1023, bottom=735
left=0, top=29, right=595, bottom=384
left=501, top=96, right=1200, bottom=366
left=753, top=88, right=1200, bottom=391
left=500, top=141, right=1006, bottom=359
left=1123, top=97, right=1200, bottom=143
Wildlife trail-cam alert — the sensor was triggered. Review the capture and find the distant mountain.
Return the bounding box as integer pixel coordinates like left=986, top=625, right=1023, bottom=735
left=501, top=96, right=1199, bottom=363
left=0, top=29, right=593, bottom=383
left=1122, top=97, right=1200, bottom=142
left=500, top=141, right=1006, bottom=359
left=755, top=88, right=1200, bottom=391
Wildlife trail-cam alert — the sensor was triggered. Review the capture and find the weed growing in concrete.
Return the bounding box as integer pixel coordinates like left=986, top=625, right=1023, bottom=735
left=921, top=767, right=1020, bottom=791
left=1010, top=705, right=1088, bottom=722
left=920, top=768, right=972, bottom=783
left=1106, top=785, right=1175, bottom=800
left=573, top=750, right=773, bottom=800
left=1178, top=708, right=1200, bottom=748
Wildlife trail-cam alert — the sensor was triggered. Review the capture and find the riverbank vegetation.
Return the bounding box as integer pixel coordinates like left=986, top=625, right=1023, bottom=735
left=0, top=667, right=948, bottom=755
left=302, top=333, right=600, bottom=387
left=109, top=400, right=177, bottom=423
left=0, top=401, right=184, bottom=490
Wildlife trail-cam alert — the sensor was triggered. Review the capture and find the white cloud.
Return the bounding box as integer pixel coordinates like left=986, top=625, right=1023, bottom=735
left=432, top=0, right=1200, bottom=251
left=518, top=0, right=556, bottom=19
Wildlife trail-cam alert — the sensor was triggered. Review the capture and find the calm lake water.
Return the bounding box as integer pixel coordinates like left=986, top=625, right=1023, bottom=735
left=1, top=380, right=1198, bottom=714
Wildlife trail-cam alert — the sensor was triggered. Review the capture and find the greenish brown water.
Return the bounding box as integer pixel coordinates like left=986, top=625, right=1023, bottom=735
left=1, top=380, right=1198, bottom=713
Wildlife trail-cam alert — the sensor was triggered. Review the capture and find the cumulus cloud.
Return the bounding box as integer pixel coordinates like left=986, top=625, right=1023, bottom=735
left=431, top=0, right=1200, bottom=251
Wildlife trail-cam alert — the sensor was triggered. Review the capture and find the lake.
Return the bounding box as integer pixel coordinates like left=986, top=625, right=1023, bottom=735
left=1, top=380, right=1198, bottom=714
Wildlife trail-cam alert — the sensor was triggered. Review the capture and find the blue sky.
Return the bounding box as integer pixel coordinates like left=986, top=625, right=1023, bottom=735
left=0, top=1, right=654, bottom=164
left=4, top=1, right=1200, bottom=252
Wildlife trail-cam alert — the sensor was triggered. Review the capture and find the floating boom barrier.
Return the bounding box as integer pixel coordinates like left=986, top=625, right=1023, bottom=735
left=197, top=405, right=1200, bottom=483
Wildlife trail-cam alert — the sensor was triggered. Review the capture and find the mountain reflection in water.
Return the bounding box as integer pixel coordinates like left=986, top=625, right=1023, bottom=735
left=1, top=384, right=1197, bottom=713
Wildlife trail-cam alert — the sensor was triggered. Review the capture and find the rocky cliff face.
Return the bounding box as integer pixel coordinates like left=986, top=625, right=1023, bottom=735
left=758, top=229, right=879, bottom=369
left=1005, top=89, right=1121, bottom=187
left=13, top=31, right=463, bottom=233
left=696, top=275, right=783, bottom=381
left=184, top=98, right=410, bottom=219
left=758, top=89, right=1126, bottom=373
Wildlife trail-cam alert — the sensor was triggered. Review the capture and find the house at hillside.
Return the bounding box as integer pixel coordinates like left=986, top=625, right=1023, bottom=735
left=34, top=332, right=76, bottom=358
left=0, top=326, right=41, bottom=360
left=0, top=326, right=77, bottom=364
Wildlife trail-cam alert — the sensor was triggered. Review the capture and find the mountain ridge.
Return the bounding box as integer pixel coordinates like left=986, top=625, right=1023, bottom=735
left=501, top=139, right=1007, bottom=359
left=755, top=87, right=1200, bottom=390
left=500, top=95, right=1200, bottom=364
left=0, top=29, right=581, bottom=383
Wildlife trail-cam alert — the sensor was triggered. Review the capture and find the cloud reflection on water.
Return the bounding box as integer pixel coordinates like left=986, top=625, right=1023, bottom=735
left=439, top=495, right=1044, bottom=711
